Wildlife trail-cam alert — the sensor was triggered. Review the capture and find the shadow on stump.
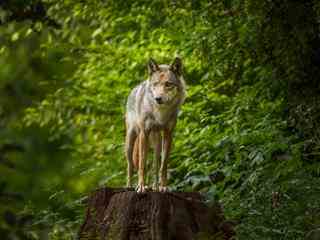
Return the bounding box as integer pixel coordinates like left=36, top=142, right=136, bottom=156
left=78, top=187, right=235, bottom=240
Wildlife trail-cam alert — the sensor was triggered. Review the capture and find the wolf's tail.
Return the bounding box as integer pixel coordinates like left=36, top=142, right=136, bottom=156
left=133, top=136, right=140, bottom=170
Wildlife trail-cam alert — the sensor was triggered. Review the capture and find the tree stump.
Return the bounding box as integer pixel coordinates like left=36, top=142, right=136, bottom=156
left=78, top=187, right=235, bottom=240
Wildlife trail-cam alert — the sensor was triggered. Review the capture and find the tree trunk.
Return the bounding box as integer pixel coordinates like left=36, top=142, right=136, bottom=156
left=78, top=187, right=235, bottom=240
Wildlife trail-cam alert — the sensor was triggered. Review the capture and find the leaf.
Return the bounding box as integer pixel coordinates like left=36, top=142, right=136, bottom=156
left=11, top=32, right=20, bottom=42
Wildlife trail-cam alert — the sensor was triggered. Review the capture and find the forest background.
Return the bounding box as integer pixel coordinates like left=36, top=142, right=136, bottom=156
left=0, top=0, right=320, bottom=239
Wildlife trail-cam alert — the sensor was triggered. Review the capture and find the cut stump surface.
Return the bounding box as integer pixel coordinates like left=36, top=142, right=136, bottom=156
left=78, top=187, right=235, bottom=240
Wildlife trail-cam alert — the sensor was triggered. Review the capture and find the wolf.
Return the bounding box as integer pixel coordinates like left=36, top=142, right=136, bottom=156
left=125, top=57, right=186, bottom=192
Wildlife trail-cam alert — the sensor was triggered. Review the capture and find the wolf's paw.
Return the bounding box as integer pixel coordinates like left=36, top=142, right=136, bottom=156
left=159, top=186, right=168, bottom=192
left=136, top=184, right=146, bottom=193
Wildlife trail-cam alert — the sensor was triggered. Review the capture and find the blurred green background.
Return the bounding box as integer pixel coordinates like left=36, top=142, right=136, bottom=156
left=0, top=0, right=320, bottom=239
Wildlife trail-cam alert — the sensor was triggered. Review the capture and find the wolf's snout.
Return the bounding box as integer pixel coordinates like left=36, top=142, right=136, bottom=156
left=155, top=97, right=163, bottom=104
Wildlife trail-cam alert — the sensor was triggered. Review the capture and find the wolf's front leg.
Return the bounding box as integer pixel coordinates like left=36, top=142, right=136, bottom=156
left=125, top=128, right=136, bottom=188
left=137, top=130, right=149, bottom=193
left=160, top=129, right=172, bottom=192
left=153, top=132, right=161, bottom=191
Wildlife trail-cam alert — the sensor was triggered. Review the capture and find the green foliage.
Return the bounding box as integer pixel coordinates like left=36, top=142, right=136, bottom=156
left=0, top=0, right=319, bottom=239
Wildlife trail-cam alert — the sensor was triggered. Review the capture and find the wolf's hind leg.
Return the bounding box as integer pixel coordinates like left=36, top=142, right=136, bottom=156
left=125, top=128, right=136, bottom=188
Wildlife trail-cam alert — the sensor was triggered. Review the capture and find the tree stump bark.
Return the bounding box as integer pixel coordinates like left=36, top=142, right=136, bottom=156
left=78, top=187, right=235, bottom=240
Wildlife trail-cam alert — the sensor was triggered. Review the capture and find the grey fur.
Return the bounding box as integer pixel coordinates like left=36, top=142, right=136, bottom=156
left=125, top=58, right=186, bottom=192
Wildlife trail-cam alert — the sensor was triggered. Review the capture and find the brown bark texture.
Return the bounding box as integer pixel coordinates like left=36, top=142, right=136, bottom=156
left=78, top=187, right=235, bottom=240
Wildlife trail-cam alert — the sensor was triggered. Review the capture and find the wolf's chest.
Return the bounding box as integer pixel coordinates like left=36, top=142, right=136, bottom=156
left=145, top=108, right=175, bottom=131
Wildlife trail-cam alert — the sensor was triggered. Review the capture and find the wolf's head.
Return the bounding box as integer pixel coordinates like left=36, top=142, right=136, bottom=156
left=147, top=57, right=186, bottom=106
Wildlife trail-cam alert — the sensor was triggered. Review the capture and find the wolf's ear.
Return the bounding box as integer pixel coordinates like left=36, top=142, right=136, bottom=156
left=170, top=57, right=183, bottom=76
left=148, top=58, right=159, bottom=74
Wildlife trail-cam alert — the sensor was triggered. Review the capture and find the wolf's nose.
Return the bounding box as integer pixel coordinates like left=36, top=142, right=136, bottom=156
left=155, top=97, right=163, bottom=104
